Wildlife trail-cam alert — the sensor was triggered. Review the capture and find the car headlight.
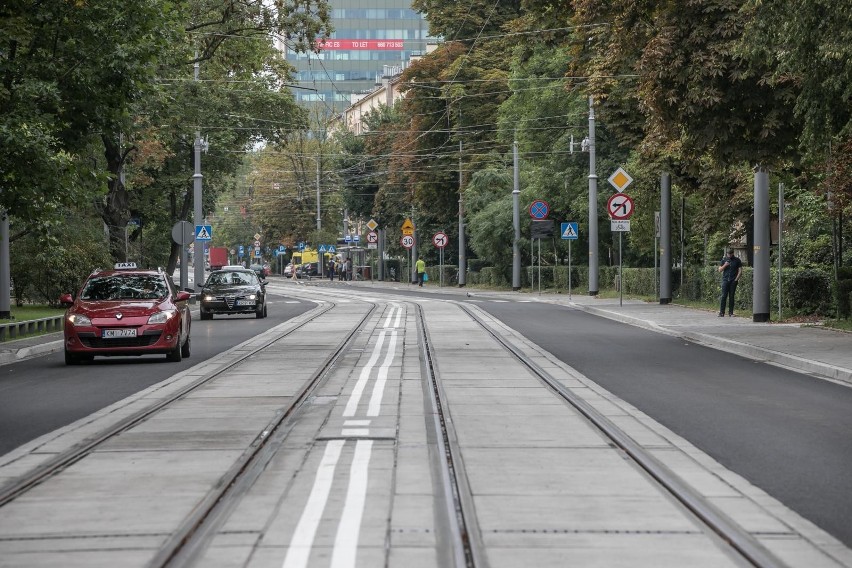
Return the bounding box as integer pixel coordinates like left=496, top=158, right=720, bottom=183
left=203, top=295, right=215, bottom=302
left=68, top=313, right=92, bottom=326
left=248, top=294, right=257, bottom=300
left=148, top=310, right=175, bottom=324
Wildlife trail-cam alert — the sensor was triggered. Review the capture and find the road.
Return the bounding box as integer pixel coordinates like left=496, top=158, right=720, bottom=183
left=0, top=292, right=315, bottom=456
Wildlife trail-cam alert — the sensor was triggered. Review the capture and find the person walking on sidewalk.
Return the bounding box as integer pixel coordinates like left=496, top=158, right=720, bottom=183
left=718, top=248, right=743, bottom=317
left=415, top=257, right=426, bottom=287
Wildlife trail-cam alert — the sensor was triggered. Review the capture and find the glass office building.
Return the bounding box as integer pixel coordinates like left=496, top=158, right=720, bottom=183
left=284, top=0, right=434, bottom=114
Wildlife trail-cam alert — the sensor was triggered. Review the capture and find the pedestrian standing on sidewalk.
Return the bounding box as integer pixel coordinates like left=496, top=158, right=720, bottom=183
left=328, top=258, right=335, bottom=280
left=718, top=248, right=742, bottom=317
left=415, top=257, right=426, bottom=287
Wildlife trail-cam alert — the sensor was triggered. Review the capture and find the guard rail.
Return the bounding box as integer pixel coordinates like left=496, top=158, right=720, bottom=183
left=0, top=316, right=64, bottom=342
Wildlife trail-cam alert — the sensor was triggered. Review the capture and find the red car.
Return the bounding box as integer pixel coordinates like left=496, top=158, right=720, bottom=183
left=60, top=263, right=192, bottom=365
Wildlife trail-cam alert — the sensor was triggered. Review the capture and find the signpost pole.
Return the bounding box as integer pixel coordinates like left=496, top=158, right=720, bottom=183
left=568, top=239, right=572, bottom=299
left=619, top=232, right=623, bottom=307
left=538, top=238, right=541, bottom=295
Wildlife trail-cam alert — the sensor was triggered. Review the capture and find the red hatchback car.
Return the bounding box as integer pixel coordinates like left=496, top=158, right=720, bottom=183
left=61, top=263, right=192, bottom=365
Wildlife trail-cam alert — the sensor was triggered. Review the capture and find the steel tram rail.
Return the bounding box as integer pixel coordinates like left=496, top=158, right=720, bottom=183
left=416, top=303, right=487, bottom=568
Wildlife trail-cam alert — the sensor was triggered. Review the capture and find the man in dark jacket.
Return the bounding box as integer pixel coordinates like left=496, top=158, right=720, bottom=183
left=718, top=249, right=743, bottom=317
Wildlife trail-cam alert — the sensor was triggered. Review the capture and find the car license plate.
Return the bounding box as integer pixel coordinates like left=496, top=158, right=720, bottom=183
left=236, top=300, right=254, bottom=306
left=102, top=328, right=137, bottom=339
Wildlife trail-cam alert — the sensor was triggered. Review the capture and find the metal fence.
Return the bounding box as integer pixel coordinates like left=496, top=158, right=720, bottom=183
left=0, top=316, right=64, bottom=342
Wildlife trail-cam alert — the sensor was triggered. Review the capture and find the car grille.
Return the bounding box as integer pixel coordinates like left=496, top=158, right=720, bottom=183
left=216, top=295, right=251, bottom=310
left=81, top=331, right=162, bottom=348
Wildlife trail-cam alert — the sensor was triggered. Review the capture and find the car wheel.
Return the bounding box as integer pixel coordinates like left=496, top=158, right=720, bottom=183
left=200, top=310, right=212, bottom=321
left=166, top=337, right=183, bottom=362
left=263, top=303, right=268, bottom=318
left=64, top=349, right=79, bottom=365
left=256, top=303, right=264, bottom=319
left=181, top=336, right=191, bottom=358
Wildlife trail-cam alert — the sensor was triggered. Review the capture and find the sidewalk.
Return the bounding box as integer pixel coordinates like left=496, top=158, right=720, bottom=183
left=6, top=280, right=852, bottom=389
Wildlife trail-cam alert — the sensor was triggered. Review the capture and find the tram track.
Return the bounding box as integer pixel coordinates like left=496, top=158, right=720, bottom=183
left=447, top=302, right=790, bottom=568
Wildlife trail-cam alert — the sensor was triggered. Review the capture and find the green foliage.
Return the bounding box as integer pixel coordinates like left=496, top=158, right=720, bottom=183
left=10, top=215, right=112, bottom=306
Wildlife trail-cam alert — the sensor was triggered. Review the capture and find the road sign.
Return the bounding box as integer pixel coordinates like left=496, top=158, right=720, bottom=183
left=253, top=240, right=261, bottom=247
left=560, top=222, right=579, bottom=240
left=254, top=246, right=261, bottom=256
left=171, top=221, right=194, bottom=245
left=611, top=220, right=631, bottom=232
left=278, top=244, right=286, bottom=252
left=298, top=242, right=305, bottom=251
left=401, top=218, right=415, bottom=236
left=195, top=225, right=212, bottom=241
left=366, top=218, right=379, bottom=231
left=344, top=235, right=352, bottom=242
left=254, top=233, right=261, bottom=241
left=433, top=232, right=448, bottom=248
left=318, top=245, right=327, bottom=253
left=401, top=235, right=414, bottom=249
left=328, top=245, right=336, bottom=253
left=353, top=235, right=360, bottom=242
left=529, top=200, right=550, bottom=220
left=366, top=231, right=378, bottom=244
left=606, top=193, right=635, bottom=220
left=608, top=167, right=634, bottom=192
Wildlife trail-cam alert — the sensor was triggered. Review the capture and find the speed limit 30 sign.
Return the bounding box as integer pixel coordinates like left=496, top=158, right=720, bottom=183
left=400, top=235, right=415, bottom=249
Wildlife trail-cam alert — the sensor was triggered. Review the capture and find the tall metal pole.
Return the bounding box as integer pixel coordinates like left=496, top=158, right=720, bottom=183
left=0, top=211, right=10, bottom=319
left=753, top=168, right=770, bottom=322
left=458, top=139, right=466, bottom=287
left=660, top=174, right=672, bottom=303
left=778, top=182, right=784, bottom=320
left=587, top=96, right=599, bottom=295
left=316, top=159, right=321, bottom=230
left=192, top=58, right=204, bottom=292
left=512, top=139, right=521, bottom=290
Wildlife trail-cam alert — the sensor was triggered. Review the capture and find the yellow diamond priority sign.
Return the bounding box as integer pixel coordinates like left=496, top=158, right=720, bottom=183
left=366, top=218, right=378, bottom=231
left=607, top=167, right=633, bottom=193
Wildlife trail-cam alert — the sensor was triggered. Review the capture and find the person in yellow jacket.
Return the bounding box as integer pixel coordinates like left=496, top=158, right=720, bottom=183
left=415, top=257, right=426, bottom=287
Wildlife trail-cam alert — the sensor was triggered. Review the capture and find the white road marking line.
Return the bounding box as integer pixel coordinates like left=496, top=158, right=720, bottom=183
left=367, top=330, right=398, bottom=416
left=282, top=440, right=345, bottom=568
left=393, top=305, right=402, bottom=328
left=491, top=300, right=509, bottom=303
left=382, top=304, right=398, bottom=328
left=284, top=301, right=300, bottom=304
left=343, top=331, right=388, bottom=417
left=341, top=429, right=370, bottom=436
left=343, top=420, right=371, bottom=426
left=331, top=440, right=373, bottom=568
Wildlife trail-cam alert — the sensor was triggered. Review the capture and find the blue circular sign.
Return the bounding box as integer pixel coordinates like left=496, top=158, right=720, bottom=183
left=529, top=200, right=550, bottom=220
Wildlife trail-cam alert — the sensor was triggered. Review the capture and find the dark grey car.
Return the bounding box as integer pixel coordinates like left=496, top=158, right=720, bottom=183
left=198, top=268, right=267, bottom=320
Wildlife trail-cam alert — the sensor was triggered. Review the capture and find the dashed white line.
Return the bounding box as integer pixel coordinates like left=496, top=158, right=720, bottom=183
left=367, top=331, right=398, bottom=416
left=282, top=440, right=345, bottom=568
left=331, top=440, right=373, bottom=568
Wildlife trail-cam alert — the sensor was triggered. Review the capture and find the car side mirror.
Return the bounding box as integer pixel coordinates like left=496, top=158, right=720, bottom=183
left=175, top=291, right=192, bottom=302
left=59, top=293, right=74, bottom=306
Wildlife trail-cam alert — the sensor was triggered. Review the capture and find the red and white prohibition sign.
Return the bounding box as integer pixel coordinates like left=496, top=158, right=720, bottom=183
left=432, top=232, right=448, bottom=249
left=606, top=193, right=635, bottom=220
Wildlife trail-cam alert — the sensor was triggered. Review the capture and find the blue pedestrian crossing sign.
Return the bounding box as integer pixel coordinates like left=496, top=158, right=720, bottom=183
left=561, top=222, right=579, bottom=240
left=328, top=245, right=336, bottom=253
left=318, top=245, right=327, bottom=253
left=195, top=225, right=212, bottom=241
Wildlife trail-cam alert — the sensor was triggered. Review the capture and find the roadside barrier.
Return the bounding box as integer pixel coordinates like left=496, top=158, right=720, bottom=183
left=0, top=316, right=64, bottom=342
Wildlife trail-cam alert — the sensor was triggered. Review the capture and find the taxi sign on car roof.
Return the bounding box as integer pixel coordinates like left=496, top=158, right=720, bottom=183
left=114, top=262, right=138, bottom=270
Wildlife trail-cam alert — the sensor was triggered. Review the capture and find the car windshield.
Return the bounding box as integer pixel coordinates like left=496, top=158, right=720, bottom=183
left=81, top=274, right=168, bottom=300
left=207, top=271, right=257, bottom=286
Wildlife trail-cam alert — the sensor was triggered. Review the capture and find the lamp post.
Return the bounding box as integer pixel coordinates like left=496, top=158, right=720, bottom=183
left=585, top=96, right=598, bottom=296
